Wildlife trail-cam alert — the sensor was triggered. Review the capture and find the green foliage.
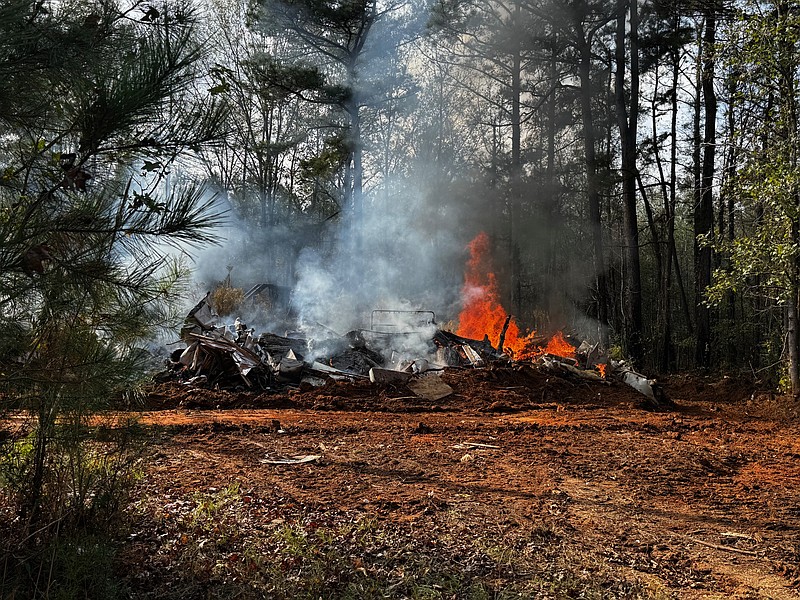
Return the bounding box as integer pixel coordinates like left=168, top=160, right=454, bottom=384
left=0, top=2, right=225, bottom=583
left=129, top=491, right=669, bottom=600
left=0, top=417, right=142, bottom=598
left=243, top=54, right=328, bottom=103
left=191, top=483, right=241, bottom=527
left=2, top=533, right=125, bottom=600
left=300, top=134, right=349, bottom=179
left=705, top=0, right=800, bottom=384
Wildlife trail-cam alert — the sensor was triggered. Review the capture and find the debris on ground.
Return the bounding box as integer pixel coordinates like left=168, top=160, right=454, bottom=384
left=407, top=374, right=454, bottom=401
left=260, top=454, right=321, bottom=465
left=119, top=375, right=798, bottom=600
left=155, top=296, right=671, bottom=409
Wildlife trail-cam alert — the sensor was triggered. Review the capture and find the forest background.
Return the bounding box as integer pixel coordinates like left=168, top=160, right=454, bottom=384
left=2, top=0, right=800, bottom=595
left=4, top=0, right=797, bottom=386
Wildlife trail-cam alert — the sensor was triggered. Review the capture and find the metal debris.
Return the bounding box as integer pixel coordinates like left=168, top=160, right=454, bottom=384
left=407, top=374, right=454, bottom=401
left=157, top=294, right=669, bottom=408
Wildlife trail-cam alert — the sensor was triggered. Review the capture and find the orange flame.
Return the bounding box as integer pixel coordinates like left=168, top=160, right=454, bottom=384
left=597, top=363, right=607, bottom=378
left=542, top=331, right=575, bottom=360
left=455, top=232, right=530, bottom=354
left=455, top=232, right=575, bottom=361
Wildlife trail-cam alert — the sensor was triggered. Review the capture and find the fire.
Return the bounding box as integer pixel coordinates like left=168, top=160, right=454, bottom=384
left=597, top=363, right=607, bottom=378
left=455, top=232, right=574, bottom=360
left=455, top=232, right=530, bottom=354
left=542, top=331, right=575, bottom=360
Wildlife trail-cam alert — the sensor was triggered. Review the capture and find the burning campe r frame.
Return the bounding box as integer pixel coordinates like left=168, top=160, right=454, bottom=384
left=367, top=310, right=437, bottom=335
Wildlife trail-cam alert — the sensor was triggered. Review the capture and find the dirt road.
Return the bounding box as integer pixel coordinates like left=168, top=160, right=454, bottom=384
left=120, top=371, right=800, bottom=598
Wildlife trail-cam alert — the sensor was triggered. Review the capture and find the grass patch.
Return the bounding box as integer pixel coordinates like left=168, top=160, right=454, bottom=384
left=1, top=533, right=126, bottom=600
left=123, top=487, right=673, bottom=599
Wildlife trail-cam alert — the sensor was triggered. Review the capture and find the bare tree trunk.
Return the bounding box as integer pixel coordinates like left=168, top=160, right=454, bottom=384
left=545, top=42, right=559, bottom=316
left=615, top=0, right=643, bottom=362
left=667, top=35, right=694, bottom=366
left=774, top=0, right=800, bottom=393
left=718, top=72, right=739, bottom=368
left=789, top=244, right=800, bottom=394
left=510, top=5, right=523, bottom=317
left=649, top=62, right=670, bottom=372
left=577, top=27, right=609, bottom=336
left=694, top=11, right=717, bottom=369
left=27, top=398, right=51, bottom=532
left=348, top=89, right=363, bottom=228
left=788, top=210, right=800, bottom=393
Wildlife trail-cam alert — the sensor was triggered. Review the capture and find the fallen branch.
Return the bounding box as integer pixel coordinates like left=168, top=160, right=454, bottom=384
left=497, top=314, right=512, bottom=352
left=688, top=537, right=761, bottom=557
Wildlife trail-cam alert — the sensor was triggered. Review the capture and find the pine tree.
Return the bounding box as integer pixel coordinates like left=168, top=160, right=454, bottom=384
left=0, top=0, right=225, bottom=540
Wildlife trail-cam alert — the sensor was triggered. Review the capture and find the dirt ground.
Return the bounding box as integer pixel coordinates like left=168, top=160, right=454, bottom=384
left=114, top=366, right=800, bottom=599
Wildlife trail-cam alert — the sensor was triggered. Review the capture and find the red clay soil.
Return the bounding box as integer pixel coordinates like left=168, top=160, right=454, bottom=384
left=114, top=368, right=800, bottom=597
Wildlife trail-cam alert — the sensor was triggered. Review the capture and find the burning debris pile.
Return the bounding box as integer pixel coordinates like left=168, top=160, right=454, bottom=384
left=156, top=292, right=669, bottom=409
left=155, top=230, right=672, bottom=406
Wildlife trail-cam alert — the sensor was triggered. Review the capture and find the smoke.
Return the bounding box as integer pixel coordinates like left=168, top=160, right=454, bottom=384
left=170, top=173, right=473, bottom=353
left=186, top=0, right=604, bottom=347
left=291, top=177, right=467, bottom=338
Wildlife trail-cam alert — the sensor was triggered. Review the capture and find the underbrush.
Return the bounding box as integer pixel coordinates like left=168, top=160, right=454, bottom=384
left=0, top=416, right=144, bottom=599
left=123, top=485, right=671, bottom=599
left=0, top=532, right=124, bottom=600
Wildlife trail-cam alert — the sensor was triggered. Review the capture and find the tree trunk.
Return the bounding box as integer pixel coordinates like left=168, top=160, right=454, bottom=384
left=694, top=11, right=717, bottom=369
left=350, top=101, right=363, bottom=226
left=775, top=0, right=800, bottom=393
left=719, top=72, right=739, bottom=367
left=28, top=404, right=49, bottom=529
left=615, top=0, right=643, bottom=362
left=650, top=61, right=670, bottom=372
left=789, top=238, right=800, bottom=394
left=545, top=42, right=559, bottom=317
left=577, top=26, right=609, bottom=336
left=510, top=7, right=523, bottom=317
left=667, top=35, right=693, bottom=365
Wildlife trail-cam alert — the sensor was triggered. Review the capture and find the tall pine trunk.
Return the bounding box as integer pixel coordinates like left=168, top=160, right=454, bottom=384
left=577, top=26, right=609, bottom=336
left=510, top=3, right=523, bottom=317
left=780, top=0, right=800, bottom=393
left=694, top=11, right=717, bottom=369
left=615, top=0, right=643, bottom=362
